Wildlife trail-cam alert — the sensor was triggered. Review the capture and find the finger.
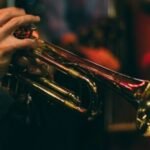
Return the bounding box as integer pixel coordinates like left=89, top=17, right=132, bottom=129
left=0, top=7, right=24, bottom=13
left=0, top=38, right=37, bottom=60
left=0, top=38, right=37, bottom=57
left=0, top=7, right=26, bottom=26
left=12, top=38, right=38, bottom=50
left=2, top=15, right=40, bottom=34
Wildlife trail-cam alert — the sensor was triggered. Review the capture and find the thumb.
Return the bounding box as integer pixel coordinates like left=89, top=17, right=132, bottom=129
left=13, top=38, right=38, bottom=50
left=0, top=38, right=37, bottom=61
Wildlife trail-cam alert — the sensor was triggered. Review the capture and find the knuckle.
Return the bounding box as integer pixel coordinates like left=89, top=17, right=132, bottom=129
left=3, top=11, right=10, bottom=18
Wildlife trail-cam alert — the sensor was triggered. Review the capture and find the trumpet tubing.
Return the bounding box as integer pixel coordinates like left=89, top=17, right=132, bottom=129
left=1, top=24, right=150, bottom=135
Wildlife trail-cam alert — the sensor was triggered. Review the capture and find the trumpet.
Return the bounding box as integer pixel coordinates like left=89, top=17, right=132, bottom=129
left=1, top=24, right=150, bottom=136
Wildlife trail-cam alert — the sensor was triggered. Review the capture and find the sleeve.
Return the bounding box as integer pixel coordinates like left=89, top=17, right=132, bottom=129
left=42, top=0, right=71, bottom=40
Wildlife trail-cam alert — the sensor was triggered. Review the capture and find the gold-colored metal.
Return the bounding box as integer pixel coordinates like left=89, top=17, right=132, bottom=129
left=1, top=24, right=150, bottom=135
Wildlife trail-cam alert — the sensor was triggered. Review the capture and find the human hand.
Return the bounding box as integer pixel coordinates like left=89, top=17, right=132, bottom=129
left=79, top=46, right=121, bottom=71
left=0, top=7, right=40, bottom=62
left=0, top=7, right=40, bottom=77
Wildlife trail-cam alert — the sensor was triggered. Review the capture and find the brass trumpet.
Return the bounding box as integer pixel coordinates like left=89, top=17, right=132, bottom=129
left=1, top=25, right=150, bottom=136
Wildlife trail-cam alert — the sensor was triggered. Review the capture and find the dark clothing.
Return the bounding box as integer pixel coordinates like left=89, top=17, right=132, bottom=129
left=0, top=89, right=14, bottom=120
left=0, top=89, right=104, bottom=150
left=0, top=89, right=30, bottom=150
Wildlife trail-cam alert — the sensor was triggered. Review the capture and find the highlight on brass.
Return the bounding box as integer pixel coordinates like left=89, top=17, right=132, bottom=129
left=1, top=24, right=150, bottom=136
